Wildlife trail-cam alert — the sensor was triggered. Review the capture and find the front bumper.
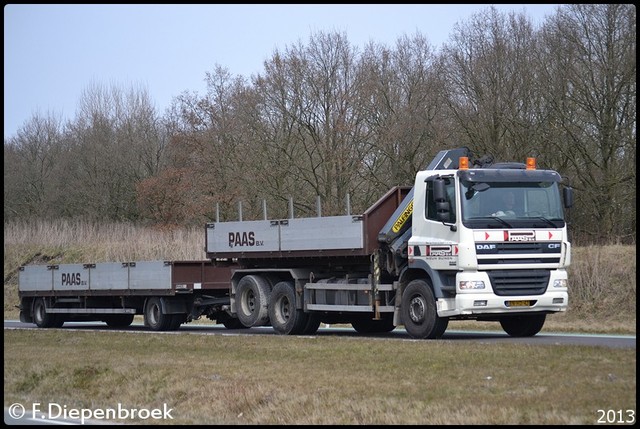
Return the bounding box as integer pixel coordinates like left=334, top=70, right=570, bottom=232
left=437, top=269, right=569, bottom=317
left=437, top=290, right=568, bottom=317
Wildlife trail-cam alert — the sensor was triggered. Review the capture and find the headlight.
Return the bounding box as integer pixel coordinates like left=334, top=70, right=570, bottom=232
left=459, top=280, right=485, bottom=290
left=553, top=279, right=568, bottom=288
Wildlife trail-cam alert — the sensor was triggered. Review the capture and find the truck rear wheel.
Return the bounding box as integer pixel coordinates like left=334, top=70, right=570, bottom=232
left=33, top=298, right=63, bottom=328
left=268, top=281, right=308, bottom=335
left=499, top=314, right=546, bottom=337
left=236, top=275, right=271, bottom=327
left=218, top=312, right=249, bottom=329
left=401, top=279, right=448, bottom=339
left=145, top=297, right=172, bottom=331
left=351, top=315, right=395, bottom=334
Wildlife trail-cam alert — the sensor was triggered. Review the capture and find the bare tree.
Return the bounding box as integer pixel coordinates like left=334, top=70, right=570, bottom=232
left=537, top=4, right=636, bottom=243
left=358, top=33, right=446, bottom=195
left=3, top=111, right=65, bottom=219
left=64, top=82, right=166, bottom=221
left=5, top=6, right=634, bottom=245
left=163, top=66, right=255, bottom=223
left=252, top=31, right=369, bottom=216
left=439, top=6, right=547, bottom=162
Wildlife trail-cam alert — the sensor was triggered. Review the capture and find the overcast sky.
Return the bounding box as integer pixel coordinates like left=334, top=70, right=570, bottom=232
left=4, top=4, right=560, bottom=140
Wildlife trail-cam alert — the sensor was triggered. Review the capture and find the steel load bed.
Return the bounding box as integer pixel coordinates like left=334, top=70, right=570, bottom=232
left=205, top=186, right=411, bottom=260
left=18, top=260, right=235, bottom=297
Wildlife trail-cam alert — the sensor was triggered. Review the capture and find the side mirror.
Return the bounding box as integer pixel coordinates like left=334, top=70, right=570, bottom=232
left=433, top=178, right=450, bottom=222
left=563, top=187, right=574, bottom=209
left=433, top=178, right=446, bottom=201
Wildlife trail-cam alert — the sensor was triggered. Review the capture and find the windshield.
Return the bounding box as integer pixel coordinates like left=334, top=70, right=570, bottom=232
left=460, top=180, right=565, bottom=229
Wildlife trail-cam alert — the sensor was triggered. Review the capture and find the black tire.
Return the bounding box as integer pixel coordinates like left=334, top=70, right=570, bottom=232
left=168, top=314, right=185, bottom=331
left=33, top=298, right=63, bottom=328
left=104, top=314, right=134, bottom=328
left=499, top=314, right=546, bottom=337
left=236, top=275, right=271, bottom=327
left=351, top=315, right=396, bottom=334
left=262, top=274, right=282, bottom=290
left=401, top=279, right=448, bottom=339
left=268, top=281, right=308, bottom=335
left=300, top=314, right=321, bottom=335
left=218, top=312, right=249, bottom=329
left=144, top=297, right=172, bottom=331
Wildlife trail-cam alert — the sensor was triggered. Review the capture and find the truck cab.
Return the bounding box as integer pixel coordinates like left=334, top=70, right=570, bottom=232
left=399, top=152, right=572, bottom=338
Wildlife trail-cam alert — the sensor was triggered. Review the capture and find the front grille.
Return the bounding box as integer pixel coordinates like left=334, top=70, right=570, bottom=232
left=475, top=242, right=562, bottom=254
left=487, top=269, right=550, bottom=296
left=478, top=257, right=560, bottom=265
left=476, top=241, right=561, bottom=268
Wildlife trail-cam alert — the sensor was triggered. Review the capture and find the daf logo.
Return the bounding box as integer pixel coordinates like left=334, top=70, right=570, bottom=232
left=476, top=244, right=496, bottom=250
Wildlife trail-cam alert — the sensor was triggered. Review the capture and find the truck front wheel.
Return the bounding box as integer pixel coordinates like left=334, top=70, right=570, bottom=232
left=401, top=279, right=448, bottom=339
left=236, top=275, right=271, bottom=327
left=499, top=314, right=546, bottom=337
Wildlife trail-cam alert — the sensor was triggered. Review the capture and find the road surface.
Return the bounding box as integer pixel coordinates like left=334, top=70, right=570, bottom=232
left=4, top=319, right=635, bottom=349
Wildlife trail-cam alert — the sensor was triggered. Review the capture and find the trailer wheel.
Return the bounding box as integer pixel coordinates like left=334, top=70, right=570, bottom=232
left=104, top=314, right=134, bottom=328
left=268, top=281, right=309, bottom=335
left=299, top=314, right=321, bottom=335
left=33, top=298, right=63, bottom=328
left=499, top=314, right=546, bottom=337
left=168, top=314, right=186, bottom=331
left=144, top=297, right=172, bottom=331
left=401, top=279, right=448, bottom=339
left=236, top=275, right=271, bottom=327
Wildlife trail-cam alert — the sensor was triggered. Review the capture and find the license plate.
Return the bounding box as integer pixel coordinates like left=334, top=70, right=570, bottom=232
left=506, top=300, right=530, bottom=307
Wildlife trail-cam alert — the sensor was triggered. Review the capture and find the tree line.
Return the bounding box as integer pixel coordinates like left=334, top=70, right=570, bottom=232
left=4, top=5, right=636, bottom=245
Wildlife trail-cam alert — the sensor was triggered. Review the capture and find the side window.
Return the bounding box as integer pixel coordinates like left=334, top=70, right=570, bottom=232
left=425, top=178, right=456, bottom=222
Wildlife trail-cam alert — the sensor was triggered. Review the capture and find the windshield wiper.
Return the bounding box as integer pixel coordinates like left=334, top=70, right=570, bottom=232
left=530, top=216, right=561, bottom=228
left=474, top=216, right=513, bottom=228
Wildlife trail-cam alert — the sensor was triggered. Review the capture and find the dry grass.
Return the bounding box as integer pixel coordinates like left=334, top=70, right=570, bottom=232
left=3, top=218, right=206, bottom=262
left=3, top=329, right=636, bottom=425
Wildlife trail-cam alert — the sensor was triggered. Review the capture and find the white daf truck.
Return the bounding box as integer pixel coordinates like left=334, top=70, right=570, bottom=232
left=18, top=147, right=573, bottom=339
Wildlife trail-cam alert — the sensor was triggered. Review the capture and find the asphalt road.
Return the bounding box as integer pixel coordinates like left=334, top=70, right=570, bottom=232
left=4, top=319, right=636, bottom=349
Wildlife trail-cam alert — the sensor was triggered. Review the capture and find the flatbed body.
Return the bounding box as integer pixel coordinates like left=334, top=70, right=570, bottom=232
left=205, top=186, right=411, bottom=261
left=18, top=260, right=235, bottom=298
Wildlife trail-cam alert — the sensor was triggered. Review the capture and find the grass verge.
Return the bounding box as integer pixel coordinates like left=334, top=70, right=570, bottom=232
left=3, top=329, right=636, bottom=425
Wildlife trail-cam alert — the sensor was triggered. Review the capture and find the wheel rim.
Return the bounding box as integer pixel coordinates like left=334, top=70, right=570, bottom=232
left=242, top=289, right=256, bottom=315
left=277, top=296, right=291, bottom=322
left=149, top=304, right=160, bottom=326
left=35, top=301, right=45, bottom=323
left=408, top=295, right=426, bottom=324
